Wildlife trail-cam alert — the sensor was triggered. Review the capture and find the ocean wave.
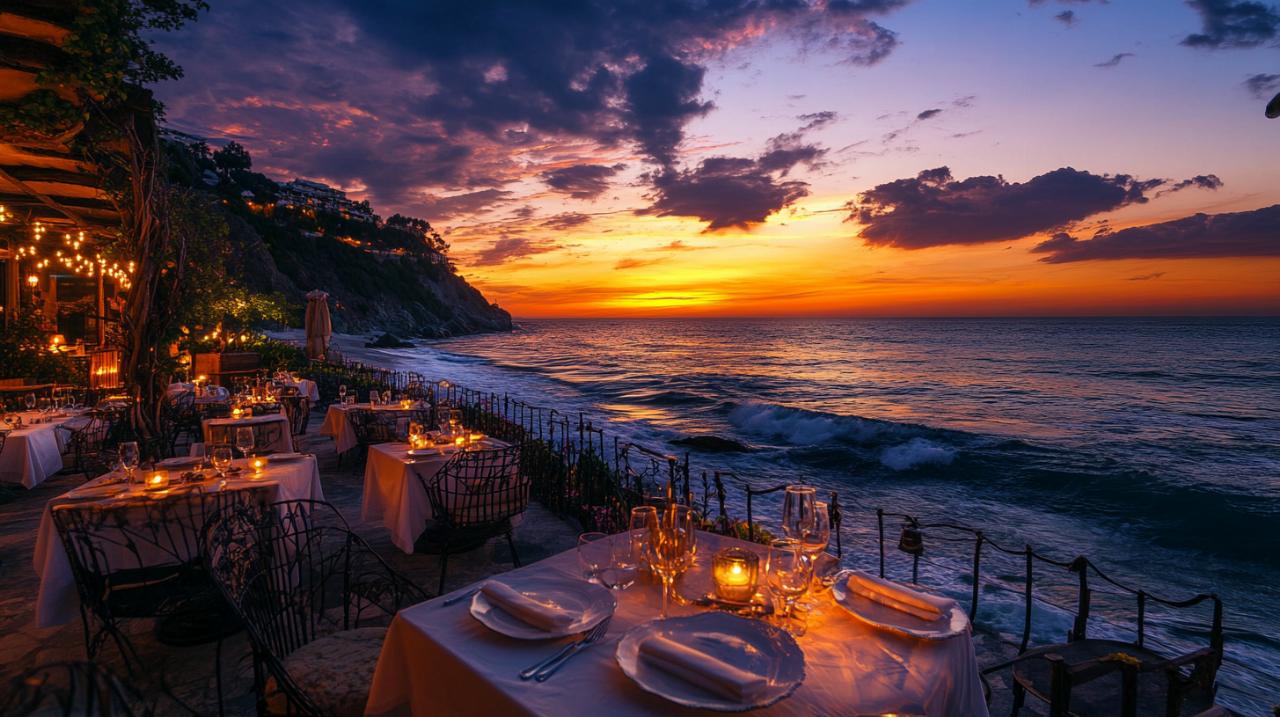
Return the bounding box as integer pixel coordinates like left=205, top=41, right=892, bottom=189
left=728, top=401, right=931, bottom=445
left=880, top=438, right=957, bottom=470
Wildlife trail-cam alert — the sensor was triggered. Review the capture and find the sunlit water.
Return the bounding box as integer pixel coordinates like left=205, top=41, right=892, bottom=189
left=356, top=318, right=1279, bottom=712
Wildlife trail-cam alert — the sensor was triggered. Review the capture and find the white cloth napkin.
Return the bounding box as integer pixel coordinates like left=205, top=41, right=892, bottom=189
left=479, top=581, right=576, bottom=631
left=845, top=570, right=956, bottom=622
left=639, top=634, right=770, bottom=703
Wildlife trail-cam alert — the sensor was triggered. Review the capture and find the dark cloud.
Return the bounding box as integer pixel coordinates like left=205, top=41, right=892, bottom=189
left=916, top=108, right=943, bottom=120
left=541, top=212, right=593, bottom=230
left=473, top=236, right=561, bottom=266
left=1095, top=52, right=1134, bottom=68
left=797, top=111, right=839, bottom=131
left=645, top=158, right=811, bottom=231
left=541, top=164, right=624, bottom=200
left=1158, top=174, right=1224, bottom=196
left=418, top=189, right=514, bottom=219
left=850, top=166, right=1164, bottom=249
left=151, top=0, right=915, bottom=223
left=1181, top=0, right=1280, bottom=48
left=1244, top=72, right=1280, bottom=98
left=1032, top=204, right=1280, bottom=262
left=1128, top=272, right=1166, bottom=281
left=1056, top=10, right=1078, bottom=26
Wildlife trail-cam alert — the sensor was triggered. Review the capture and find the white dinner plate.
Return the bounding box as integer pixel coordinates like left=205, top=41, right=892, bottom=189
left=470, top=575, right=614, bottom=640
left=616, top=612, right=804, bottom=712
left=830, top=569, right=969, bottom=640
left=268, top=452, right=308, bottom=463
left=405, top=448, right=439, bottom=457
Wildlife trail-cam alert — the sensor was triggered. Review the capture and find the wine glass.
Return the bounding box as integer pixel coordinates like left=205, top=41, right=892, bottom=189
left=118, top=441, right=140, bottom=483
left=629, top=506, right=657, bottom=573
left=24, top=392, right=36, bottom=411
left=235, top=426, right=255, bottom=459
left=804, top=501, right=832, bottom=562
left=382, top=389, right=392, bottom=405
left=647, top=505, right=694, bottom=618
left=577, top=532, right=610, bottom=583
left=602, top=532, right=641, bottom=591
left=338, top=384, right=347, bottom=403
left=211, top=445, right=233, bottom=480
left=370, top=390, right=380, bottom=406
left=447, top=409, right=461, bottom=435
left=781, top=485, right=818, bottom=542
left=767, top=538, right=813, bottom=632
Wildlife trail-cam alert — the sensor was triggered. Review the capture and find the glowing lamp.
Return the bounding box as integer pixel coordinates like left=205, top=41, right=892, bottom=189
left=712, top=547, right=759, bottom=603
left=251, top=458, right=266, bottom=476
left=231, top=407, right=244, bottom=419
left=26, top=275, right=38, bottom=287
left=400, top=399, right=413, bottom=410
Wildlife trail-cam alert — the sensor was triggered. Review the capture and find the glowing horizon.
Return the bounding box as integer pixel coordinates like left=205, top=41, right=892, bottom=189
left=151, top=1, right=1280, bottom=318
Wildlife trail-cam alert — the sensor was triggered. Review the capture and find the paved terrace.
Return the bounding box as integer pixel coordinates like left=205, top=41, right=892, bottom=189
left=0, top=412, right=1031, bottom=716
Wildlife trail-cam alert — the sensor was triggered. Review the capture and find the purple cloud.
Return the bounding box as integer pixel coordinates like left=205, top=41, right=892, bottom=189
left=850, top=166, right=1164, bottom=249
left=541, top=164, right=624, bottom=200
left=472, top=236, right=561, bottom=265
left=1182, top=0, right=1280, bottom=48
left=1032, top=204, right=1280, bottom=262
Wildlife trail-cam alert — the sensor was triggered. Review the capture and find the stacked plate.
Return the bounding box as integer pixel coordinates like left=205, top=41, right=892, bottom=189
left=470, top=575, right=615, bottom=639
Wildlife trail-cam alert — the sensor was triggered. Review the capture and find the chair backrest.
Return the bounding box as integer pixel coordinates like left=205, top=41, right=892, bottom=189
left=206, top=420, right=285, bottom=455
left=424, top=445, right=529, bottom=529
left=279, top=395, right=310, bottom=436
left=52, top=486, right=273, bottom=621
left=347, top=409, right=399, bottom=445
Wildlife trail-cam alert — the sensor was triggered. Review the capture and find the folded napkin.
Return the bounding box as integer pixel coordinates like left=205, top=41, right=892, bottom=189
left=845, top=571, right=955, bottom=622
left=639, top=635, right=769, bottom=703
left=479, top=581, right=576, bottom=632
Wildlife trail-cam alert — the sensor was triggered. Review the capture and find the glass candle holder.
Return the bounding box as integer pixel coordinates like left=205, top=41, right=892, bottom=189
left=712, top=546, right=759, bottom=603
left=146, top=470, right=170, bottom=490
left=250, top=457, right=266, bottom=476
left=231, top=407, right=244, bottom=419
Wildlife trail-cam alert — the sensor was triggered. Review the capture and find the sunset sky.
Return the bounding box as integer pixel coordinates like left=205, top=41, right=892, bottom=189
left=152, top=1, right=1280, bottom=317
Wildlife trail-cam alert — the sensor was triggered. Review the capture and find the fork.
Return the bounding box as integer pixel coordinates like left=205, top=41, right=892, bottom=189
left=532, top=618, right=612, bottom=682
left=518, top=625, right=598, bottom=681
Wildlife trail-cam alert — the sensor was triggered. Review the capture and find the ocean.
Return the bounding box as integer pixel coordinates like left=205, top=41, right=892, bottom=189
left=355, top=317, right=1279, bottom=712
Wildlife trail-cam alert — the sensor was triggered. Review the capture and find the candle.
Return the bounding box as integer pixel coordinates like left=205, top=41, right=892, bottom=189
left=712, top=547, right=759, bottom=603
left=251, top=458, right=265, bottom=476
left=231, top=407, right=244, bottom=419
left=400, top=399, right=412, bottom=409
left=147, top=470, right=170, bottom=490
left=454, top=436, right=466, bottom=449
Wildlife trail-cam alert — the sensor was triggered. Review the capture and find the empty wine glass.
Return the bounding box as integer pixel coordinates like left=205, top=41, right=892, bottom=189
left=235, top=426, right=255, bottom=458
left=24, top=392, right=36, bottom=411
left=767, top=538, right=813, bottom=633
left=781, top=485, right=818, bottom=543
left=211, top=445, right=233, bottom=480
left=601, top=532, right=641, bottom=591
left=118, top=441, right=140, bottom=483
left=338, top=384, right=347, bottom=402
left=577, top=532, right=610, bottom=582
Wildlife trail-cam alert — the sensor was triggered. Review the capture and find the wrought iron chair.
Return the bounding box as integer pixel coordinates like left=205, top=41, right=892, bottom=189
left=62, top=409, right=127, bottom=479
left=0, top=661, right=153, bottom=717
left=50, top=486, right=274, bottom=706
left=162, top=390, right=203, bottom=455
left=418, top=445, right=529, bottom=594
left=279, top=388, right=310, bottom=436
left=206, top=420, right=287, bottom=456
left=346, top=408, right=399, bottom=456
left=204, top=499, right=428, bottom=717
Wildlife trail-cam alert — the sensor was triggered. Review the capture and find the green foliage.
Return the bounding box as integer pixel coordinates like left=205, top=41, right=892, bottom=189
left=212, top=141, right=252, bottom=173
left=0, top=316, right=83, bottom=385
left=0, top=0, right=207, bottom=139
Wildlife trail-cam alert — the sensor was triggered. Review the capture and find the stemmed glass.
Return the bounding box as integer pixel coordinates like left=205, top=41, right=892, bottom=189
left=647, top=504, right=694, bottom=618
left=338, top=384, right=347, bottom=403
left=804, top=501, right=833, bottom=586
left=24, top=392, right=36, bottom=411
left=629, top=506, right=657, bottom=575
left=235, top=426, right=255, bottom=459
left=211, top=445, right=233, bottom=481
left=577, top=532, right=610, bottom=582
left=767, top=538, right=813, bottom=634
left=781, top=485, right=818, bottom=543
left=118, top=442, right=140, bottom=484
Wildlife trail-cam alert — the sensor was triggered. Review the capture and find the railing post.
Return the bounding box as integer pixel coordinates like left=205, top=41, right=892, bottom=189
left=829, top=491, right=842, bottom=558
left=1020, top=545, right=1034, bottom=653
left=970, top=531, right=983, bottom=623
left=747, top=489, right=755, bottom=543
left=1136, top=591, right=1146, bottom=647
left=1070, top=556, right=1090, bottom=642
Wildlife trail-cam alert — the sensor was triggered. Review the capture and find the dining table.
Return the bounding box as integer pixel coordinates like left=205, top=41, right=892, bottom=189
left=201, top=412, right=294, bottom=454
left=366, top=530, right=990, bottom=717
left=361, top=437, right=512, bottom=553
left=320, top=403, right=421, bottom=454
left=32, top=454, right=325, bottom=628
left=0, top=410, right=87, bottom=488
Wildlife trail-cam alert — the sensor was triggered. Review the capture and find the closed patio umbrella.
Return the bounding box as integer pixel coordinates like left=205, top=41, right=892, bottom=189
left=304, top=290, right=332, bottom=360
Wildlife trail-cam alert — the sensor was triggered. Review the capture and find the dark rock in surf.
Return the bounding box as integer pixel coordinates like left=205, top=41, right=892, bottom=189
left=365, top=332, right=415, bottom=349
left=671, top=436, right=753, bottom=453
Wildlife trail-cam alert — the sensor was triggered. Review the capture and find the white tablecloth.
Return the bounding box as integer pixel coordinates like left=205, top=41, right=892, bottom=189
left=33, top=456, right=324, bottom=627
left=289, top=379, right=319, bottom=403
left=320, top=404, right=418, bottom=454
left=367, top=532, right=990, bottom=717
left=0, top=414, right=74, bottom=488
left=202, top=414, right=293, bottom=453
left=361, top=440, right=510, bottom=554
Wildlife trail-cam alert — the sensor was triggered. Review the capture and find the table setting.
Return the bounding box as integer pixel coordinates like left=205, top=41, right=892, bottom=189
left=32, top=447, right=324, bottom=628
left=0, top=399, right=90, bottom=488
left=361, top=421, right=511, bottom=553
left=366, top=485, right=990, bottom=716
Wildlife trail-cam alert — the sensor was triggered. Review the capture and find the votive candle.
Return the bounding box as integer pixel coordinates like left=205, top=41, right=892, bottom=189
left=712, top=547, right=759, bottom=602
